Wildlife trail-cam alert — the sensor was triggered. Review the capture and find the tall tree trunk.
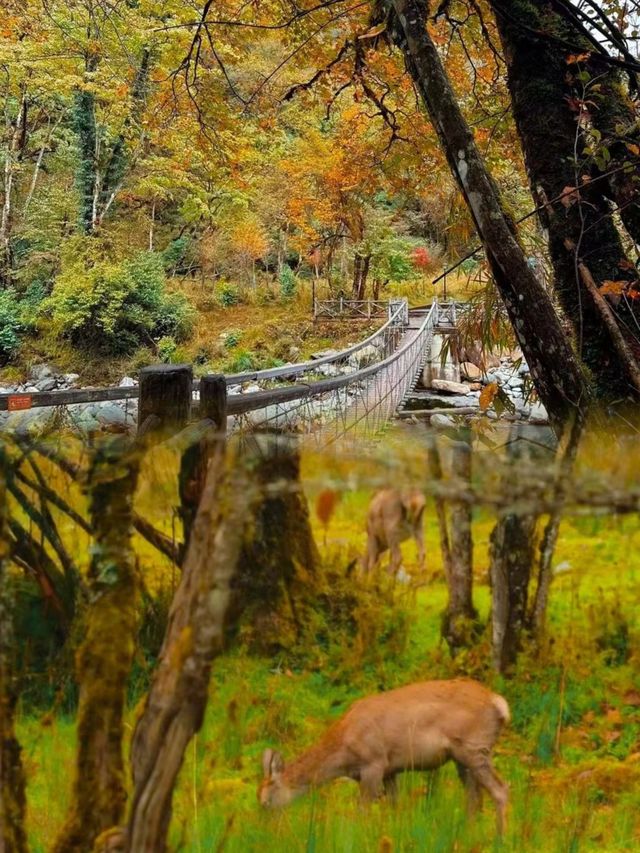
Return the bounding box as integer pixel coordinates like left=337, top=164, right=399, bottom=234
left=531, top=414, right=583, bottom=636
left=231, top=434, right=319, bottom=650
left=488, top=425, right=542, bottom=673
left=382, top=0, right=590, bottom=429
left=0, top=452, right=28, bottom=853
left=425, top=433, right=452, bottom=585
left=52, top=439, right=140, bottom=853
left=126, top=448, right=254, bottom=853
left=352, top=252, right=363, bottom=298
left=1, top=93, right=26, bottom=284
left=73, top=87, right=98, bottom=234
left=443, top=436, right=478, bottom=654
left=489, top=0, right=640, bottom=402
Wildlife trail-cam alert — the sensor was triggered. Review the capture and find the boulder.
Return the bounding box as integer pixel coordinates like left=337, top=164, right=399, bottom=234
left=29, top=363, right=55, bottom=382
left=460, top=361, right=481, bottom=380
left=96, top=404, right=127, bottom=426
left=63, top=373, right=80, bottom=386
left=430, top=378, right=473, bottom=396
left=348, top=345, right=379, bottom=370
left=430, top=413, right=456, bottom=428
left=35, top=378, right=57, bottom=392
left=119, top=376, right=137, bottom=387
left=528, top=402, right=549, bottom=425
left=5, top=409, right=53, bottom=436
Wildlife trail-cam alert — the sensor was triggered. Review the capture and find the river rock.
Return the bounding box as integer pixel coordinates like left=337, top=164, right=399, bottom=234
left=96, top=404, right=127, bottom=425
left=348, top=345, right=379, bottom=370
left=29, top=363, right=55, bottom=382
left=430, top=379, right=473, bottom=395
left=430, top=413, right=456, bottom=428
left=528, top=402, right=549, bottom=425
left=460, top=361, right=481, bottom=380
left=119, top=376, right=137, bottom=387
left=5, top=408, right=53, bottom=436
left=35, top=377, right=57, bottom=392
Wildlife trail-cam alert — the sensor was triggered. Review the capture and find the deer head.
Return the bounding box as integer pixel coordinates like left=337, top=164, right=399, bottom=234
left=258, top=748, right=298, bottom=808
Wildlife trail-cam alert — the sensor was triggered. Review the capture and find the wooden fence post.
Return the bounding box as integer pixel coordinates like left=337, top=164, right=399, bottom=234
left=137, top=364, right=192, bottom=439
left=199, top=375, right=227, bottom=435
left=178, top=375, right=227, bottom=552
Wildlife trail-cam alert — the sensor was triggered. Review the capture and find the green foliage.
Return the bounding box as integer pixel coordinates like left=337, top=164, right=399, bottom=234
left=224, top=330, right=242, bottom=349
left=0, top=289, right=21, bottom=359
left=162, top=236, right=190, bottom=272
left=18, top=281, right=48, bottom=329
left=224, top=348, right=257, bottom=372
left=217, top=281, right=241, bottom=308
left=157, top=336, right=178, bottom=363
left=279, top=265, right=297, bottom=299
left=45, top=246, right=193, bottom=355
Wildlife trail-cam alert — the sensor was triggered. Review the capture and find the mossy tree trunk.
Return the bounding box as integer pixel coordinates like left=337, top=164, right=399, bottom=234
left=443, top=436, right=478, bottom=654
left=489, top=425, right=548, bottom=673
left=126, top=446, right=253, bottom=853
left=0, top=452, right=28, bottom=853
left=382, top=0, right=590, bottom=430
left=231, top=433, right=319, bottom=650
left=489, top=0, right=640, bottom=401
left=52, top=438, right=140, bottom=853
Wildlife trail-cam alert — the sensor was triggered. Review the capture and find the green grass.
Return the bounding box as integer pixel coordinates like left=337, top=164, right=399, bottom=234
left=19, top=528, right=640, bottom=851
left=15, top=435, right=640, bottom=852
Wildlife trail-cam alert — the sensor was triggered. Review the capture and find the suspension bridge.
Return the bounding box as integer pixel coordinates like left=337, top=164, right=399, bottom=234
left=0, top=299, right=464, bottom=445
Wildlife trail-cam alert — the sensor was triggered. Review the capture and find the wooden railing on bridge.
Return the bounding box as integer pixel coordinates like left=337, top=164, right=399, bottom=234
left=0, top=298, right=443, bottom=443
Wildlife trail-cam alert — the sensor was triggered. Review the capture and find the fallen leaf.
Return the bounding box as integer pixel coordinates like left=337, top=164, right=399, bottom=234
left=479, top=382, right=499, bottom=412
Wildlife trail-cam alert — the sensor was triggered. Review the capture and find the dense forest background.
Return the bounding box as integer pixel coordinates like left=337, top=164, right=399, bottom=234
left=1, top=0, right=532, bottom=378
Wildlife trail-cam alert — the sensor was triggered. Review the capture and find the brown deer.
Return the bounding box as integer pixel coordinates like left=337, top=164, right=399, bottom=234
left=259, top=678, right=510, bottom=835
left=362, top=487, right=426, bottom=575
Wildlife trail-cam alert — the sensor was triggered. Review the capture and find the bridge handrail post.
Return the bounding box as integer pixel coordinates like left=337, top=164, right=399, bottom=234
left=138, top=363, right=193, bottom=440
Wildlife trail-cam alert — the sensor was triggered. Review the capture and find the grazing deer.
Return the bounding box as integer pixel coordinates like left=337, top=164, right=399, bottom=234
left=259, top=678, right=510, bottom=835
left=362, top=487, right=426, bottom=575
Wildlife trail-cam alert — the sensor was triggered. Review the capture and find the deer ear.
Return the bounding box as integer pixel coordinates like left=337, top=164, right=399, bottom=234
left=262, top=748, right=284, bottom=779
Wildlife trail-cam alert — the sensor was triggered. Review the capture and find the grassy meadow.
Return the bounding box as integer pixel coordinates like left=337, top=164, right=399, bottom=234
left=13, top=427, right=640, bottom=853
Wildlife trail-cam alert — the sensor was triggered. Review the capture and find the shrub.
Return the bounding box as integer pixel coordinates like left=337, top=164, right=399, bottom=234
left=224, top=330, right=242, bottom=349
left=161, top=236, right=190, bottom=272
left=157, top=336, right=178, bottom=363
left=279, top=265, right=297, bottom=299
left=19, top=281, right=48, bottom=329
left=0, top=289, right=21, bottom=359
left=225, top=348, right=257, bottom=372
left=217, top=282, right=240, bottom=307
left=46, top=249, right=194, bottom=355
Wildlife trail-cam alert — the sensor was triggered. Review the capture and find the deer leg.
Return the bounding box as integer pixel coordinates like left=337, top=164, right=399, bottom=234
left=388, top=538, right=403, bottom=576
left=455, top=761, right=483, bottom=817
left=383, top=773, right=398, bottom=803
left=363, top=533, right=381, bottom=574
left=359, top=765, right=385, bottom=802
left=467, top=760, right=508, bottom=836
left=414, top=525, right=426, bottom=570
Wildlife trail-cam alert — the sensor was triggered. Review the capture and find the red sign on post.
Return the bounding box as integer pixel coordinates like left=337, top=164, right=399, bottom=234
left=8, top=395, right=33, bottom=412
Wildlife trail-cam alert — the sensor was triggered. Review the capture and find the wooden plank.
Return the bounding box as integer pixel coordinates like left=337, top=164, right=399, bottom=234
left=398, top=407, right=478, bottom=418
left=0, top=385, right=138, bottom=411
